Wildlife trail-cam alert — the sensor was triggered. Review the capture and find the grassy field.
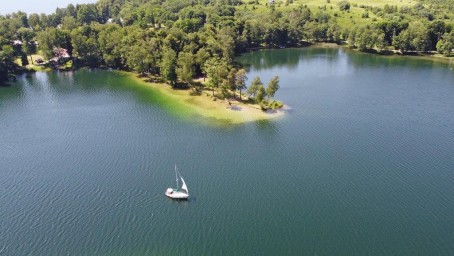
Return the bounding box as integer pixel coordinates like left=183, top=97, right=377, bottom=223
left=14, top=54, right=52, bottom=71
left=247, top=0, right=424, bottom=29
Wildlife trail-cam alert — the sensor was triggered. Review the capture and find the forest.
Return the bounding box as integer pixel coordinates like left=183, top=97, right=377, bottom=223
left=1, top=0, right=454, bottom=100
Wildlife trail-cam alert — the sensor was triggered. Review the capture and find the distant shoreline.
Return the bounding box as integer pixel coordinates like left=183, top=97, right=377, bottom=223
left=314, top=43, right=454, bottom=65
left=244, top=43, right=454, bottom=66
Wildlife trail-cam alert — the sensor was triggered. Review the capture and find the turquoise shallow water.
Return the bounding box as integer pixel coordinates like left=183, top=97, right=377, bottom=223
left=1, top=48, right=454, bottom=255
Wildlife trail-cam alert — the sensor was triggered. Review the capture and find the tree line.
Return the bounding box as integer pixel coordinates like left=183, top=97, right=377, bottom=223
left=1, top=0, right=454, bottom=86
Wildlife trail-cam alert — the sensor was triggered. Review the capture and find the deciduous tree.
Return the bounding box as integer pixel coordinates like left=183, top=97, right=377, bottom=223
left=176, top=50, right=195, bottom=88
left=160, top=46, right=177, bottom=86
left=437, top=32, right=454, bottom=56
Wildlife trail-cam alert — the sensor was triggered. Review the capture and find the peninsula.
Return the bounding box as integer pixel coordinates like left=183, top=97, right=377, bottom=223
left=128, top=72, right=285, bottom=125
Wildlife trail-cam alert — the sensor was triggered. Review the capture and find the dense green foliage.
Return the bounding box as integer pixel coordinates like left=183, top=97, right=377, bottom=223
left=0, top=0, right=453, bottom=87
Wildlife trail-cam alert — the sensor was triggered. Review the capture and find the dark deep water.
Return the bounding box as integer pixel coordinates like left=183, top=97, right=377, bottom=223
left=1, top=48, right=454, bottom=255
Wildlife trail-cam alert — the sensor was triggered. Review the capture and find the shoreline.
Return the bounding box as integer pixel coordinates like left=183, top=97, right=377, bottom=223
left=14, top=45, right=452, bottom=125
left=120, top=45, right=452, bottom=124
left=312, top=43, right=454, bottom=65
left=121, top=72, right=285, bottom=125
left=242, top=43, right=454, bottom=66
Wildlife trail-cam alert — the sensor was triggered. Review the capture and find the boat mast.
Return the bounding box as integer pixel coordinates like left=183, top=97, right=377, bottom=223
left=175, top=164, right=179, bottom=188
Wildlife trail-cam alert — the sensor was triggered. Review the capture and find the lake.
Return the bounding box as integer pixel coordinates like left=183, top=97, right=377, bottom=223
left=1, top=48, right=454, bottom=255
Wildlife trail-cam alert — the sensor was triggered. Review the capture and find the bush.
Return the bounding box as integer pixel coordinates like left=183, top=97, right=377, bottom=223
left=269, top=100, right=284, bottom=109
left=338, top=1, right=351, bottom=11
left=259, top=101, right=269, bottom=111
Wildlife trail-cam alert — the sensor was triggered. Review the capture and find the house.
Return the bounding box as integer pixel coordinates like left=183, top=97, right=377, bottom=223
left=55, top=48, right=70, bottom=58
left=50, top=47, right=71, bottom=63
left=12, top=40, right=23, bottom=46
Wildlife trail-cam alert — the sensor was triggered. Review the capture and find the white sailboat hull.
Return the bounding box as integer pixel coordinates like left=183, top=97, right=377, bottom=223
left=165, top=188, right=189, bottom=199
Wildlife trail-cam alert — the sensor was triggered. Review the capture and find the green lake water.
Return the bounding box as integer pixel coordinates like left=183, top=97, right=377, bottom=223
left=1, top=48, right=454, bottom=255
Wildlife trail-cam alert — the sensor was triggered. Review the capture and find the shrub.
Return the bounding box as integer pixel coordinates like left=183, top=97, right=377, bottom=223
left=259, top=101, right=269, bottom=111
left=338, top=1, right=351, bottom=11
left=269, top=100, right=284, bottom=109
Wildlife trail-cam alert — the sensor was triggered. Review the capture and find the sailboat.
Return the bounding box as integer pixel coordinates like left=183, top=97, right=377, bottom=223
left=165, top=165, right=189, bottom=199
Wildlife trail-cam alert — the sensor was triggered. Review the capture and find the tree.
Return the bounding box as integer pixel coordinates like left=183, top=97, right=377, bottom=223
left=97, top=24, right=125, bottom=68
left=77, top=4, right=99, bottom=25
left=66, top=4, right=77, bottom=18
left=12, top=11, right=29, bottom=27
left=28, top=14, right=41, bottom=30
left=356, top=27, right=378, bottom=51
left=266, top=76, right=280, bottom=99
left=203, top=57, right=229, bottom=96
left=221, top=69, right=235, bottom=99
left=392, top=29, right=412, bottom=52
left=144, top=37, right=161, bottom=74
left=17, top=28, right=36, bottom=64
left=437, top=32, right=454, bottom=56
left=247, top=76, right=263, bottom=99
left=377, top=20, right=409, bottom=46
left=125, top=43, right=149, bottom=74
left=70, top=28, right=101, bottom=66
left=0, top=45, right=16, bottom=83
left=393, top=22, right=432, bottom=53
left=255, top=85, right=266, bottom=103
left=122, top=33, right=159, bottom=75
left=62, top=16, right=79, bottom=31
left=22, top=43, right=35, bottom=64
left=234, top=69, right=247, bottom=100
left=428, top=20, right=446, bottom=50
left=17, top=28, right=35, bottom=43
left=287, top=8, right=311, bottom=44
left=37, top=28, right=71, bottom=59
left=410, top=22, right=431, bottom=52
left=203, top=57, right=219, bottom=96
left=160, top=46, right=177, bottom=86
left=348, top=27, right=358, bottom=47
left=304, top=22, right=329, bottom=42
left=176, top=50, right=195, bottom=88
left=217, top=27, right=235, bottom=63
left=37, top=30, right=56, bottom=59
left=21, top=53, right=29, bottom=67
left=195, top=48, right=211, bottom=77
